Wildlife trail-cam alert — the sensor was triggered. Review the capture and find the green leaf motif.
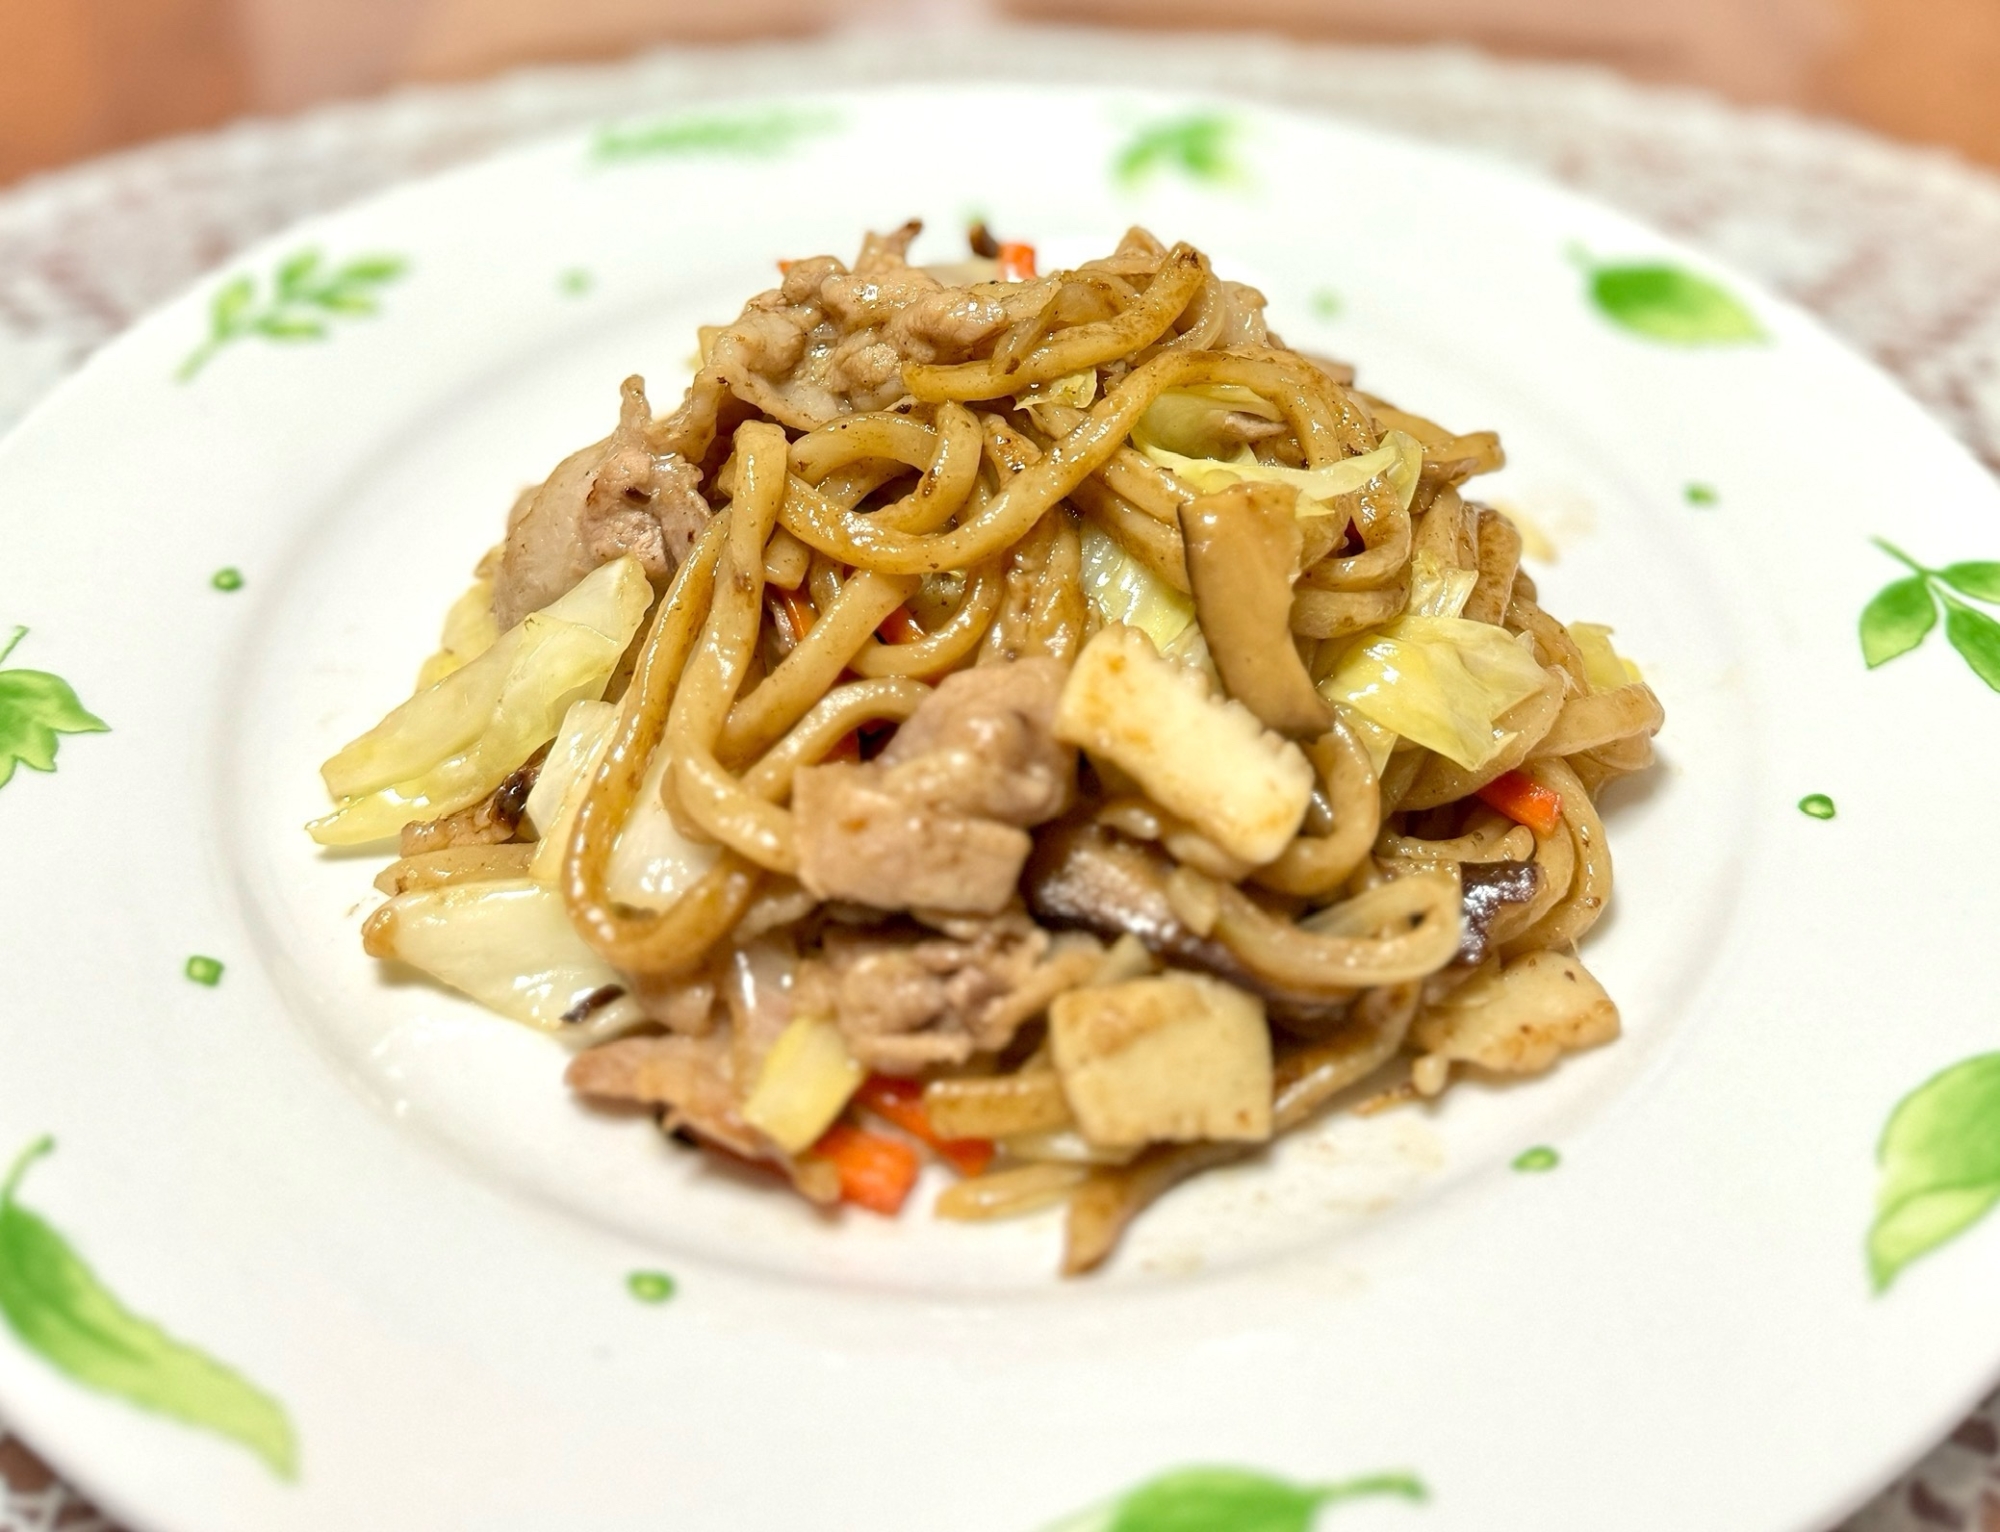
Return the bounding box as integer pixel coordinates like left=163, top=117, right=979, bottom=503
left=1859, top=575, right=1938, bottom=668
left=1578, top=256, right=1764, bottom=346
left=1936, top=562, right=2000, bottom=602
left=0, top=1138, right=297, bottom=1478
left=1044, top=1467, right=1426, bottom=1532
left=1943, top=599, right=2000, bottom=693
left=1114, top=114, right=1246, bottom=191
left=1870, top=1054, right=2000, bottom=1291
left=176, top=248, right=407, bottom=380
left=592, top=109, right=839, bottom=163
left=0, top=626, right=108, bottom=793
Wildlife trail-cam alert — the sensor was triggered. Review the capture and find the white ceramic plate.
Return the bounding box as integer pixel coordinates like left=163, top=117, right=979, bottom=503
left=1, top=83, right=1997, bottom=1532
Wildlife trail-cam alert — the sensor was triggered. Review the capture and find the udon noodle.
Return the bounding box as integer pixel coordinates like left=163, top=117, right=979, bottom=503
left=317, top=223, right=1663, bottom=1274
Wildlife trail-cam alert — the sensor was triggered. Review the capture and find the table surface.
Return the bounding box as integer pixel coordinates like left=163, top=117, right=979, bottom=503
left=0, top=30, right=1997, bottom=1532
left=7, top=0, right=2000, bottom=187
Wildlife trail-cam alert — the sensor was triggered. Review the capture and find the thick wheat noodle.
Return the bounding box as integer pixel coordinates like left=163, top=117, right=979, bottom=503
left=1529, top=683, right=1665, bottom=759
left=1061, top=979, right=1420, bottom=1273
left=563, top=517, right=763, bottom=977
left=1071, top=480, right=1191, bottom=593
left=1026, top=399, right=1199, bottom=525
left=1463, top=508, right=1522, bottom=626
left=791, top=347, right=1379, bottom=577
left=667, top=422, right=799, bottom=872
left=1157, top=272, right=1226, bottom=352
left=847, top=560, right=1007, bottom=676
left=1291, top=583, right=1409, bottom=641
left=810, top=459, right=911, bottom=513
left=788, top=412, right=935, bottom=483
left=1488, top=796, right=1577, bottom=946
left=1210, top=871, right=1462, bottom=993
left=1502, top=757, right=1612, bottom=955
left=739, top=677, right=931, bottom=803
left=904, top=244, right=1208, bottom=401
left=1581, top=731, right=1656, bottom=775
left=1378, top=815, right=1536, bottom=867
left=1298, top=498, right=1411, bottom=593
left=1412, top=483, right=1472, bottom=570
left=1508, top=595, right=1591, bottom=691
left=1020, top=509, right=1087, bottom=658
left=718, top=566, right=919, bottom=764
left=1397, top=674, right=1567, bottom=811
left=1252, top=722, right=1381, bottom=897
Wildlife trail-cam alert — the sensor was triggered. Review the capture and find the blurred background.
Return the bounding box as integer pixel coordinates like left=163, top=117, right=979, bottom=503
left=3, top=0, right=1998, bottom=187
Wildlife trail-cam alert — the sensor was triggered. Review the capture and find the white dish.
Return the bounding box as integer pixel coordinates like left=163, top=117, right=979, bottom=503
left=0, top=83, right=1996, bottom=1532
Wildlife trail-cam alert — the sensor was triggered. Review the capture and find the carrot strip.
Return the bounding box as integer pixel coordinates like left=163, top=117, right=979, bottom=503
left=773, top=587, right=817, bottom=646
left=810, top=1123, right=922, bottom=1215
left=1475, top=770, right=1564, bottom=836
left=876, top=606, right=923, bottom=645
left=856, top=1076, right=996, bottom=1178
left=997, top=242, right=1038, bottom=281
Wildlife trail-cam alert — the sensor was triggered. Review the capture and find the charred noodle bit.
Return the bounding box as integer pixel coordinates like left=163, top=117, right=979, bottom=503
left=314, top=224, right=1661, bottom=1274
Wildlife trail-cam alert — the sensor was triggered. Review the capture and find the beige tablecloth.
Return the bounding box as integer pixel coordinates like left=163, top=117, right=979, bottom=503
left=0, top=28, right=1995, bottom=1531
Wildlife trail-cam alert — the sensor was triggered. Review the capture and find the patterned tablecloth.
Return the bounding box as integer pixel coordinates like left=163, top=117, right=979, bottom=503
left=1, top=27, right=1995, bottom=1532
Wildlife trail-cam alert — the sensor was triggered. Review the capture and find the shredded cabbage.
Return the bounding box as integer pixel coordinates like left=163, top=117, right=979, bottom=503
left=1133, top=384, right=1282, bottom=458
left=310, top=557, right=652, bottom=846
left=373, top=878, right=643, bottom=1037
left=1332, top=702, right=1399, bottom=775
left=1406, top=550, right=1477, bottom=618
left=414, top=573, right=501, bottom=690
left=1320, top=615, right=1548, bottom=771
left=1571, top=623, right=1644, bottom=691
left=1015, top=369, right=1098, bottom=412
left=523, top=697, right=722, bottom=904
left=1136, top=428, right=1424, bottom=519
left=1078, top=518, right=1196, bottom=654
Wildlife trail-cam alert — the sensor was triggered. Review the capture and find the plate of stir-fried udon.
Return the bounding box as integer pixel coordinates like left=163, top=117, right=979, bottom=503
left=1, top=83, right=1996, bottom=1532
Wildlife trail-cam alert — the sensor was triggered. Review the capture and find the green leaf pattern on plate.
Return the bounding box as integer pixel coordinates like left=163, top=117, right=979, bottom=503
left=0, top=1138, right=298, bottom=1478
left=1114, top=114, right=1246, bottom=190
left=0, top=626, right=108, bottom=794
left=1043, top=1467, right=1426, bottom=1532
left=593, top=109, right=839, bottom=162
left=1861, top=539, right=2000, bottom=691
left=1571, top=248, right=1764, bottom=345
left=177, top=249, right=407, bottom=380
left=1870, top=1054, right=2000, bottom=1291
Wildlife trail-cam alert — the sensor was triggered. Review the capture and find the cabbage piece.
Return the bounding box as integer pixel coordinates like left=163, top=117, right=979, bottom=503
left=310, top=557, right=652, bottom=846
left=414, top=573, right=502, bottom=690
left=1134, top=384, right=1282, bottom=458
left=1570, top=622, right=1644, bottom=691
left=1078, top=517, right=1196, bottom=654
left=367, top=878, right=643, bottom=1038
left=1406, top=549, right=1477, bottom=619
left=1319, top=615, right=1548, bottom=771
left=605, top=740, right=722, bottom=910
left=1331, top=701, right=1399, bottom=775
left=524, top=700, right=616, bottom=884
left=1015, top=369, right=1098, bottom=411
left=1136, top=429, right=1424, bottom=518
left=522, top=698, right=722, bottom=906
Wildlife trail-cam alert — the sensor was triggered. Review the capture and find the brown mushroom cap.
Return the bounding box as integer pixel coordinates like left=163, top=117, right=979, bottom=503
left=1177, top=481, right=1333, bottom=740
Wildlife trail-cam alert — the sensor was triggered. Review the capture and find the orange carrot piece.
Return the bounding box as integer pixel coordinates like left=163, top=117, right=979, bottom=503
left=1475, top=770, right=1564, bottom=836
left=855, top=1076, right=996, bottom=1178
left=811, top=1124, right=922, bottom=1215
left=774, top=587, right=817, bottom=645
left=877, top=606, right=923, bottom=645
left=997, top=242, right=1038, bottom=281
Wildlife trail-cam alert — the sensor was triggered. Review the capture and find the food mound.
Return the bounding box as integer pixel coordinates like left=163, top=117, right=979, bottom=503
left=310, top=222, right=1663, bottom=1275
